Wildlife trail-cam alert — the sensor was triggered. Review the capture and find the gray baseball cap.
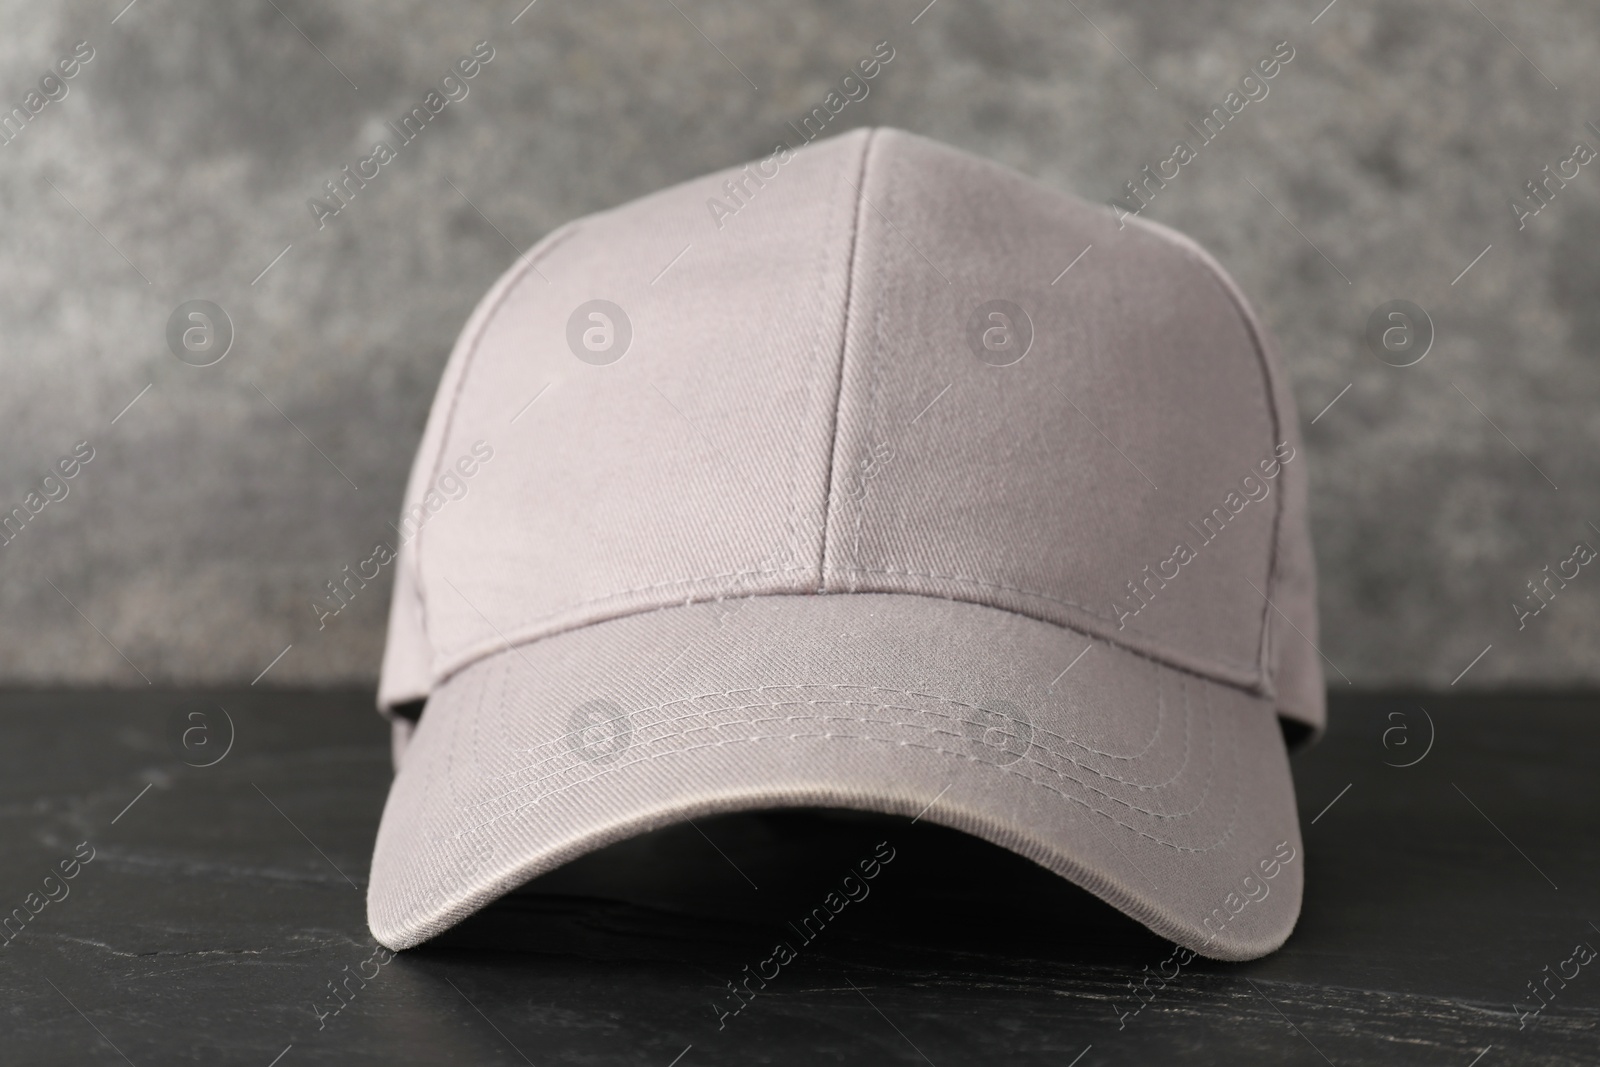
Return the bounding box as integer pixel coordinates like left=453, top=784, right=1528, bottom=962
left=369, top=127, right=1323, bottom=961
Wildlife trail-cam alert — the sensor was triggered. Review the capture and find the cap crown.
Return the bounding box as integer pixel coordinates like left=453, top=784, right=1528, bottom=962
left=380, top=128, right=1322, bottom=734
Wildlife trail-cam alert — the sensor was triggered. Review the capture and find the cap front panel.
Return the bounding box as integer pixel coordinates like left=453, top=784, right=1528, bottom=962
left=415, top=134, right=871, bottom=676
left=823, top=132, right=1281, bottom=688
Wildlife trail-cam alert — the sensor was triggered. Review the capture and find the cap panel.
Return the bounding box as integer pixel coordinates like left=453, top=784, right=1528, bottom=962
left=824, top=131, right=1281, bottom=690
left=378, top=220, right=582, bottom=712
left=409, top=131, right=872, bottom=684
left=1127, top=216, right=1325, bottom=735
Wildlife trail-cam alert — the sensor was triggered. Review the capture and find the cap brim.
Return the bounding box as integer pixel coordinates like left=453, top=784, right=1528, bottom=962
left=368, top=593, right=1303, bottom=961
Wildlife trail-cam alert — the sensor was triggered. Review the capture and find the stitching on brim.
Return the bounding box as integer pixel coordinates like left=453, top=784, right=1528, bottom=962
left=442, top=671, right=1244, bottom=853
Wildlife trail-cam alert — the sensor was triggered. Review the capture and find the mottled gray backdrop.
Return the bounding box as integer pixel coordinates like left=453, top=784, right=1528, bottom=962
left=2, top=0, right=1596, bottom=689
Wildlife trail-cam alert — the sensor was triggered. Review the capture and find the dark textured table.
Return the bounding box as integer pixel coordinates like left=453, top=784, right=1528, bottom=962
left=0, top=690, right=1595, bottom=1066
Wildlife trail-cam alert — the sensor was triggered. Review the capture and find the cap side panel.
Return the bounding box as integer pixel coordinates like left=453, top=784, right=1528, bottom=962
left=377, top=221, right=582, bottom=713
left=1124, top=215, right=1282, bottom=683
left=412, top=222, right=584, bottom=653
left=1126, top=215, right=1324, bottom=733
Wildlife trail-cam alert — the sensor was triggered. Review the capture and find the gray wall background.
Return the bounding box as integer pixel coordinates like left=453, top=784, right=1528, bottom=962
left=2, top=0, right=1596, bottom=689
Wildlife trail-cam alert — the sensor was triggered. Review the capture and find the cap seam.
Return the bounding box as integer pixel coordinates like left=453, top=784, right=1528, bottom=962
left=427, top=587, right=1274, bottom=702
left=817, top=128, right=879, bottom=589
left=846, top=145, right=892, bottom=582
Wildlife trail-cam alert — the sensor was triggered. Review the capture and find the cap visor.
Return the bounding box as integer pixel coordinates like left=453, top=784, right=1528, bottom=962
left=368, top=593, right=1303, bottom=961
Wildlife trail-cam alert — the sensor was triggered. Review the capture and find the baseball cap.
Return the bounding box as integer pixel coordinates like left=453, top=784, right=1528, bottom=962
left=368, top=127, right=1324, bottom=961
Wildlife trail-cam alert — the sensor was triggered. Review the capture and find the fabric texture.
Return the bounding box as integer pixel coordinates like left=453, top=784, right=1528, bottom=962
left=369, top=127, right=1323, bottom=959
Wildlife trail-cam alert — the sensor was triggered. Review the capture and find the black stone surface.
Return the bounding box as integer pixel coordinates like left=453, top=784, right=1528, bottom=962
left=0, top=690, right=1595, bottom=1065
